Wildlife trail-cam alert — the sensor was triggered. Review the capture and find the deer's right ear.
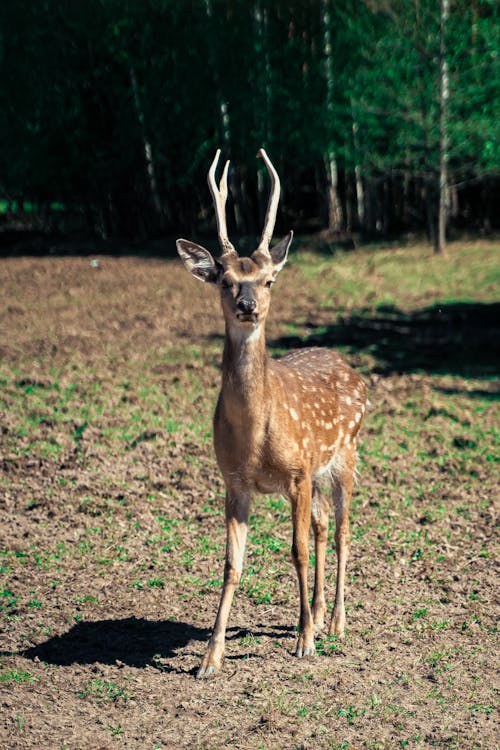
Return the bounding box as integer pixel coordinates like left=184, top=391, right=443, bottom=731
left=176, top=239, right=222, bottom=284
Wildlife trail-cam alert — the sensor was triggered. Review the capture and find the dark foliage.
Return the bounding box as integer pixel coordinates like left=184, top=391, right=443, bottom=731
left=0, top=1, right=498, bottom=240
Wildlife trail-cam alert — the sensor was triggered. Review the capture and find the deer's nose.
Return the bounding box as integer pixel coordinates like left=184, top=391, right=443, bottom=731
left=237, top=297, right=257, bottom=314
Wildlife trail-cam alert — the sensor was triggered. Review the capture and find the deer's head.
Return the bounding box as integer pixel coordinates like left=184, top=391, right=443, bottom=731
left=176, top=149, right=293, bottom=334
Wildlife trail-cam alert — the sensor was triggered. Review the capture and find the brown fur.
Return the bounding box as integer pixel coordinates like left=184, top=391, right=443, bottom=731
left=176, top=149, right=366, bottom=678
left=176, top=242, right=367, bottom=677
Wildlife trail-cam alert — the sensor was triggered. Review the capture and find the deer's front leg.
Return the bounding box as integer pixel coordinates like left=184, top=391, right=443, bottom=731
left=290, top=478, right=315, bottom=658
left=197, top=489, right=251, bottom=679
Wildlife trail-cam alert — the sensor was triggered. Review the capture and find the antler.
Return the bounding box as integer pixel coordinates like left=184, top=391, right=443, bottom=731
left=256, top=148, right=281, bottom=255
left=208, top=149, right=236, bottom=257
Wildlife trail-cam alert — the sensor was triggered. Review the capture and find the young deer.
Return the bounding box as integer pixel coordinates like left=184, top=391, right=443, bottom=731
left=176, top=149, right=367, bottom=678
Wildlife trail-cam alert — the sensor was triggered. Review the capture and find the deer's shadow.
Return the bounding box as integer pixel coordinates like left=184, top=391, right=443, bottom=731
left=16, top=617, right=206, bottom=669
left=9, top=617, right=295, bottom=671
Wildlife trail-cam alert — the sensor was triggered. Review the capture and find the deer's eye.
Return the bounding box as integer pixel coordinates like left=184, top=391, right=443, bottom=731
left=221, top=278, right=233, bottom=289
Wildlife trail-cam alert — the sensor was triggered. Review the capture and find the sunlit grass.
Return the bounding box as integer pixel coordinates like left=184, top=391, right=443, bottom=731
left=290, top=240, right=500, bottom=308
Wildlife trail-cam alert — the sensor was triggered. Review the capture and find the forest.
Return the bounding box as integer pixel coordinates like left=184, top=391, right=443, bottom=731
left=0, top=0, right=498, bottom=249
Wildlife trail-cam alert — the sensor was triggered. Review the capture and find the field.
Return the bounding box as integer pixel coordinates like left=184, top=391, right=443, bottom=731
left=0, top=239, right=498, bottom=749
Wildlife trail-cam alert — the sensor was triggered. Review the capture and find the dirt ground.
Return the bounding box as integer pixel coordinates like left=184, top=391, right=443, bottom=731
left=0, top=247, right=498, bottom=749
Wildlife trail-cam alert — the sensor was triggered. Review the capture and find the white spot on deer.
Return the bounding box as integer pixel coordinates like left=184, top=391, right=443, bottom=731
left=355, top=412, right=361, bottom=423
left=348, top=420, right=355, bottom=429
left=345, top=396, right=352, bottom=405
left=325, top=422, right=333, bottom=430
left=289, top=407, right=298, bottom=421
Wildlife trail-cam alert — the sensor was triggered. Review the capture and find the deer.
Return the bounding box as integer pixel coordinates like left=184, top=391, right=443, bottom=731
left=176, top=149, right=367, bottom=679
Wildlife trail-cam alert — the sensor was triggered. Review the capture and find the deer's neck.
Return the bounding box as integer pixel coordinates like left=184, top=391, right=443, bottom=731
left=221, top=323, right=268, bottom=420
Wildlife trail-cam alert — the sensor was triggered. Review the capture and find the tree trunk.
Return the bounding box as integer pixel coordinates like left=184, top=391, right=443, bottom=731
left=354, top=164, right=364, bottom=230
left=436, top=0, right=449, bottom=254
left=351, top=108, right=364, bottom=229
left=324, top=153, right=343, bottom=232
left=322, top=0, right=343, bottom=232
left=129, top=65, right=164, bottom=230
left=363, top=177, right=375, bottom=237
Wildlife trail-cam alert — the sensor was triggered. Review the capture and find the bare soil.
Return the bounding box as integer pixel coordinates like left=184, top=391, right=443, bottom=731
left=0, top=250, right=497, bottom=749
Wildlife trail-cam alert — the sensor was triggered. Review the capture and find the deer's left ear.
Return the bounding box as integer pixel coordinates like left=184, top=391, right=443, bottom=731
left=269, top=231, right=293, bottom=274
left=176, top=239, right=222, bottom=284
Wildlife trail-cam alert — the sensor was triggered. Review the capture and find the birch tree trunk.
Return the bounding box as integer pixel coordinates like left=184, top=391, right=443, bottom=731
left=436, top=0, right=449, bottom=254
left=351, top=106, right=364, bottom=229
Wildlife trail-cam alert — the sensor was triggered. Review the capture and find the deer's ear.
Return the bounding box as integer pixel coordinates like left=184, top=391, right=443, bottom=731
left=269, top=231, right=293, bottom=275
left=176, top=239, right=222, bottom=284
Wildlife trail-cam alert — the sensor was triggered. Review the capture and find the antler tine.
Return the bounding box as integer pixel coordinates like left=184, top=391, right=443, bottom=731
left=256, top=148, right=281, bottom=255
left=207, top=149, right=236, bottom=257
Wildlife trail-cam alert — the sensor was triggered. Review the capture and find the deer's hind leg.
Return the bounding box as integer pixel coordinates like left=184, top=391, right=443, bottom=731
left=329, top=449, right=355, bottom=638
left=311, top=481, right=329, bottom=631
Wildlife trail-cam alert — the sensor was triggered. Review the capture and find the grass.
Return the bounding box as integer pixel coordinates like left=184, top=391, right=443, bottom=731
left=0, top=669, right=35, bottom=685
left=0, top=240, right=498, bottom=749
left=291, top=240, right=500, bottom=307
left=76, top=677, right=132, bottom=704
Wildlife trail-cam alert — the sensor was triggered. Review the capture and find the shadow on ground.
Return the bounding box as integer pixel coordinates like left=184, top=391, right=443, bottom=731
left=7, top=618, right=295, bottom=670
left=15, top=618, right=208, bottom=668
left=271, top=302, right=500, bottom=379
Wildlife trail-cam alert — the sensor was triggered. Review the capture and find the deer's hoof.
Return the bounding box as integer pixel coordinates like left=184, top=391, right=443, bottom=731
left=294, top=633, right=316, bottom=658
left=196, top=664, right=218, bottom=679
